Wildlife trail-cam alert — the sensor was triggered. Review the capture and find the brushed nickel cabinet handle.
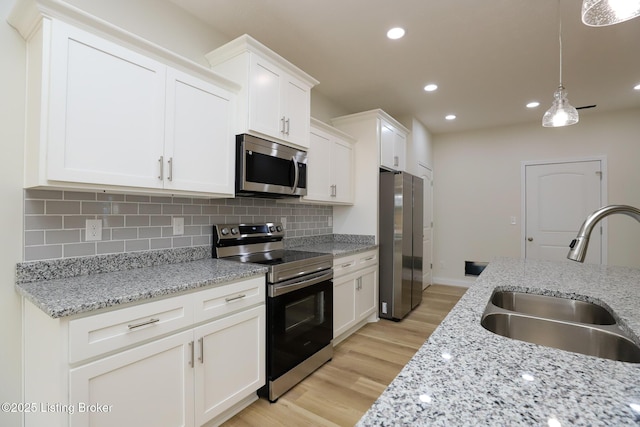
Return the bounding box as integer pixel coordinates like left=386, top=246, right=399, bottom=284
left=225, top=294, right=246, bottom=302
left=189, top=341, right=194, bottom=368
left=158, top=156, right=164, bottom=180
left=168, top=157, right=173, bottom=181
left=198, top=337, right=204, bottom=363
left=127, top=318, right=160, bottom=330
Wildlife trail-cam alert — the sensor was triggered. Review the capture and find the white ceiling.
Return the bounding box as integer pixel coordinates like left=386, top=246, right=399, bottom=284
left=170, top=0, right=640, bottom=134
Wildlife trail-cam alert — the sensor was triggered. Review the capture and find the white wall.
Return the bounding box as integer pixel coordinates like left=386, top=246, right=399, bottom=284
left=399, top=116, right=434, bottom=175
left=432, top=108, right=640, bottom=286
left=0, top=0, right=25, bottom=425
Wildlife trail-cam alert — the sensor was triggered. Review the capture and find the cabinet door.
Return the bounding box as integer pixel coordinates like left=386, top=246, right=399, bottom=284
left=305, top=128, right=333, bottom=202
left=248, top=54, right=283, bottom=139
left=333, top=274, right=357, bottom=338
left=332, top=138, right=354, bottom=204
left=48, top=20, right=166, bottom=188
left=357, top=267, right=378, bottom=321
left=282, top=76, right=311, bottom=148
left=379, top=119, right=396, bottom=170
left=164, top=68, right=235, bottom=196
left=394, top=130, right=407, bottom=172
left=194, top=306, right=265, bottom=426
left=69, top=330, right=194, bottom=427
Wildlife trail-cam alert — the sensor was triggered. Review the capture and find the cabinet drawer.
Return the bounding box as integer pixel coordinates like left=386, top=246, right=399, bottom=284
left=68, top=294, right=193, bottom=364
left=194, top=275, right=265, bottom=323
left=334, top=249, right=378, bottom=278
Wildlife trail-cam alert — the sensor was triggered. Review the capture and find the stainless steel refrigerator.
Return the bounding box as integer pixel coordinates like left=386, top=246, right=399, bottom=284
left=379, top=171, right=423, bottom=320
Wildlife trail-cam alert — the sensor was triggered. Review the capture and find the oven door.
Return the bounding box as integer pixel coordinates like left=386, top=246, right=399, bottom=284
left=267, top=270, right=333, bottom=381
left=236, top=134, right=307, bottom=197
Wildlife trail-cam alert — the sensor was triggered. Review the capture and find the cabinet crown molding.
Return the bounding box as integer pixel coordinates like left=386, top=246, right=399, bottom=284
left=310, top=117, right=357, bottom=143
left=205, top=34, right=319, bottom=88
left=8, top=0, right=239, bottom=92
left=331, top=108, right=410, bottom=135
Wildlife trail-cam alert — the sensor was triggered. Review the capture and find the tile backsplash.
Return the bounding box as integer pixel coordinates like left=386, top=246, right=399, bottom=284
left=24, top=189, right=333, bottom=262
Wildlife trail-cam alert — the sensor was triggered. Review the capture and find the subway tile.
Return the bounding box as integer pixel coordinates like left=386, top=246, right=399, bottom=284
left=25, top=189, right=63, bottom=200
left=112, top=203, right=138, bottom=215
left=219, top=206, right=233, bottom=215
left=24, top=200, right=45, bottom=214
left=63, top=191, right=96, bottom=201
left=183, top=204, right=202, bottom=215
left=125, top=239, right=150, bottom=252
left=125, top=195, right=150, bottom=203
left=150, top=216, right=171, bottom=226
left=162, top=204, right=182, bottom=215
left=125, top=215, right=150, bottom=227
left=46, top=201, right=81, bottom=215
left=82, top=201, right=112, bottom=215
left=172, top=236, right=192, bottom=248
left=64, top=216, right=95, bottom=229
left=24, top=231, right=44, bottom=246
left=150, top=196, right=172, bottom=204
left=172, top=197, right=192, bottom=204
left=46, top=229, right=81, bottom=244
left=97, top=240, right=125, bottom=254
left=25, top=215, right=62, bottom=230
left=99, top=215, right=125, bottom=228
left=97, top=193, right=125, bottom=202
left=161, top=226, right=174, bottom=237
left=64, top=242, right=96, bottom=257
left=183, top=225, right=201, bottom=236
left=24, top=245, right=62, bottom=261
left=139, top=227, right=162, bottom=238
left=150, top=238, right=172, bottom=250
left=202, top=205, right=218, bottom=215
left=192, top=235, right=210, bottom=246
left=192, top=216, right=210, bottom=225
left=112, top=228, right=138, bottom=240
left=139, top=203, right=162, bottom=214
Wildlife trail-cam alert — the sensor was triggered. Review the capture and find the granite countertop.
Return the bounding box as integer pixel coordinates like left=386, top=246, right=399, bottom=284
left=292, top=241, right=378, bottom=257
left=16, top=258, right=267, bottom=318
left=357, top=257, right=640, bottom=426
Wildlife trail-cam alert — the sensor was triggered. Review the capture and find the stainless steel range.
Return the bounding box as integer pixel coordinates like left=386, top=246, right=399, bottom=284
left=212, top=223, right=333, bottom=402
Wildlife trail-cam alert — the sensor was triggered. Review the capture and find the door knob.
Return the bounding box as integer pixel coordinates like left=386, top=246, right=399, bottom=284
left=527, top=237, right=534, bottom=242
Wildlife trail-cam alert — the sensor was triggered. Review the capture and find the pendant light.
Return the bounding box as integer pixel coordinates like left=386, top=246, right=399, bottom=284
left=542, top=0, right=579, bottom=128
left=582, top=0, right=640, bottom=27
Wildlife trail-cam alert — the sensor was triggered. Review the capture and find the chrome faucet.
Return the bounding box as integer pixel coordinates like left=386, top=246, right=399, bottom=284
left=568, top=204, right=640, bottom=262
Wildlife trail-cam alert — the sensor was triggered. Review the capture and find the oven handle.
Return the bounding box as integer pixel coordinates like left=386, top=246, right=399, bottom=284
left=269, top=270, right=333, bottom=298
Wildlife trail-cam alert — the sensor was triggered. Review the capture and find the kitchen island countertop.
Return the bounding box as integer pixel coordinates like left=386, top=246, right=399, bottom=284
left=357, top=257, right=640, bottom=426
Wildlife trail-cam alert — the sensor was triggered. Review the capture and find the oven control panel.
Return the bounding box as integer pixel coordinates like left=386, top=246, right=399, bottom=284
left=213, top=222, right=284, bottom=241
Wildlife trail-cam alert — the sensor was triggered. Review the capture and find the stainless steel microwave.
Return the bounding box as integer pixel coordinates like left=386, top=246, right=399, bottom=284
left=235, top=134, right=307, bottom=198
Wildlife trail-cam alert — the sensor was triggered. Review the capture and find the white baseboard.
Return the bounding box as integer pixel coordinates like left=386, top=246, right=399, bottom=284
left=431, top=276, right=476, bottom=288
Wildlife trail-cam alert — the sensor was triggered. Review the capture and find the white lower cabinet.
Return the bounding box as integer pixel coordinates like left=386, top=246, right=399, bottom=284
left=23, top=276, right=265, bottom=427
left=333, top=249, right=378, bottom=344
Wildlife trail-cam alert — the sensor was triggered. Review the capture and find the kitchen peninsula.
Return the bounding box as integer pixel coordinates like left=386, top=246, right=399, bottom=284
left=358, top=257, right=640, bottom=426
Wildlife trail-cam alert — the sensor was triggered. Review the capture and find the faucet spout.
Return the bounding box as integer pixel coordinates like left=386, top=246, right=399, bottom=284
left=568, top=205, right=640, bottom=262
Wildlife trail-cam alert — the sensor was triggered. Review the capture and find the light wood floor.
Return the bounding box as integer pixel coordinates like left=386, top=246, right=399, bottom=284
left=222, top=284, right=467, bottom=427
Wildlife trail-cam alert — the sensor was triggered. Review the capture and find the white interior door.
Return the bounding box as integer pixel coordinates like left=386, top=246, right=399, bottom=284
left=524, top=160, right=604, bottom=264
left=420, top=164, right=433, bottom=288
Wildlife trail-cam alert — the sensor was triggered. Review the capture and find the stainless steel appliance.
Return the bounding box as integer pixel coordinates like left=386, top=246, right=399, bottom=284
left=379, top=171, right=423, bottom=320
left=235, top=134, right=307, bottom=198
left=212, top=223, right=333, bottom=402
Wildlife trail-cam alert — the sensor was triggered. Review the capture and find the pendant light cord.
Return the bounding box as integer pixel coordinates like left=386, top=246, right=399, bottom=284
left=558, top=0, right=563, bottom=87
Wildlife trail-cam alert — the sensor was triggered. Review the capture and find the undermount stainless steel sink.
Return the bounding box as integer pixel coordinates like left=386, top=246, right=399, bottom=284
left=491, top=291, right=616, bottom=325
left=481, top=290, right=640, bottom=363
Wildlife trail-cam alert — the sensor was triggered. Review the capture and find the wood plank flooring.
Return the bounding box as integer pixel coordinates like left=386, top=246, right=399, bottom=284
left=222, top=284, right=467, bottom=427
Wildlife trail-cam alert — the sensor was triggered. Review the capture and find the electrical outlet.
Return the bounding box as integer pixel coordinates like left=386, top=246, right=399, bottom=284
left=382, top=302, right=388, bottom=314
left=172, top=217, right=184, bottom=236
left=85, top=219, right=102, bottom=241
left=328, top=216, right=333, bottom=227
left=280, top=217, right=287, bottom=229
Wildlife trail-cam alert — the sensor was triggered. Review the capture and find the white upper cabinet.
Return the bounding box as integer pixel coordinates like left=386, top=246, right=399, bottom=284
left=380, top=118, right=407, bottom=172
left=303, top=118, right=356, bottom=205
left=206, top=34, right=319, bottom=149
left=14, top=8, right=237, bottom=197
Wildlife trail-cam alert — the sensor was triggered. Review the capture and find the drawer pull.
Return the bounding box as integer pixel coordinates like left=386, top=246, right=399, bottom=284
left=127, top=318, right=160, bottom=330
left=341, top=263, right=353, bottom=268
left=363, top=256, right=375, bottom=261
left=225, top=294, right=246, bottom=303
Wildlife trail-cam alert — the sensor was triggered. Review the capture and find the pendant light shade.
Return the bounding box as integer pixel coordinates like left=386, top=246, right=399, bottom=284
left=582, top=0, right=640, bottom=26
left=542, top=86, right=579, bottom=127
left=543, top=0, right=579, bottom=128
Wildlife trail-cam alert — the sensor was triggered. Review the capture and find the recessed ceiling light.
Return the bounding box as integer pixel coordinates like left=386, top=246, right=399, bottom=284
left=387, top=27, right=405, bottom=40
left=634, top=83, right=640, bottom=90
left=423, top=84, right=438, bottom=92
left=445, top=114, right=456, bottom=121
left=526, top=101, right=541, bottom=108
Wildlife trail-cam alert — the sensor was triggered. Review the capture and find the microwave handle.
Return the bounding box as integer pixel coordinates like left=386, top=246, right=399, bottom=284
left=291, top=156, right=299, bottom=193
